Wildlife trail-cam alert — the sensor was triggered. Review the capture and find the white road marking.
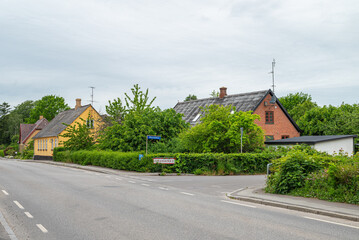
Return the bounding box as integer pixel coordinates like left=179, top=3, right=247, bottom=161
left=0, top=210, right=18, bottom=240
left=13, top=201, right=24, bottom=210
left=304, top=217, right=359, bottom=229
left=2, top=190, right=9, bottom=195
left=159, top=187, right=168, bottom=190
left=180, top=192, right=194, bottom=196
left=141, top=184, right=150, bottom=187
left=115, top=178, right=123, bottom=181
left=221, top=200, right=257, bottom=208
left=36, top=224, right=48, bottom=233
left=128, top=181, right=136, bottom=183
left=24, top=212, right=33, bottom=219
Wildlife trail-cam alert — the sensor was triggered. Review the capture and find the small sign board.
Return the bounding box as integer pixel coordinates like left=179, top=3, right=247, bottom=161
left=139, top=154, right=144, bottom=160
left=147, top=136, right=161, bottom=140
left=153, top=158, right=175, bottom=164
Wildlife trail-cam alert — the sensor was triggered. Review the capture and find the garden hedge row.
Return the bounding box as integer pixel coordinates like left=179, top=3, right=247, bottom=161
left=53, top=148, right=282, bottom=175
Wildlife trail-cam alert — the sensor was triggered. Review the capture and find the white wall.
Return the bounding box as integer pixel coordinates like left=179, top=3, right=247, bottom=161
left=314, top=138, right=355, bottom=156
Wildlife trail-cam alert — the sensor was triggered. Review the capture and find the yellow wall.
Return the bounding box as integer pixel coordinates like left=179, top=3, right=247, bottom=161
left=34, top=105, right=103, bottom=157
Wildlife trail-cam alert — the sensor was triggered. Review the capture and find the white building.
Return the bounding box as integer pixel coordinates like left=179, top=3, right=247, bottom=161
left=265, top=135, right=357, bottom=156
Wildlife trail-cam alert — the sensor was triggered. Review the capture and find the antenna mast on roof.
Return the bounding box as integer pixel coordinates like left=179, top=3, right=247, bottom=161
left=269, top=59, right=276, bottom=93
left=89, top=86, right=95, bottom=106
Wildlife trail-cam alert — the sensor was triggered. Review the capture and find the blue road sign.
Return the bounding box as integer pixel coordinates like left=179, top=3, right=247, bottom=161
left=147, top=136, right=161, bottom=140
left=139, top=154, right=144, bottom=160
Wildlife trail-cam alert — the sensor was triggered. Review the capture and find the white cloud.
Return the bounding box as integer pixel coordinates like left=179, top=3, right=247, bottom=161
left=0, top=0, right=358, bottom=111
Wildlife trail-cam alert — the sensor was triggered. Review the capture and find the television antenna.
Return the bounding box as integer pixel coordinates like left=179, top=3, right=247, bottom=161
left=268, top=59, right=276, bottom=93
left=89, top=86, right=95, bottom=106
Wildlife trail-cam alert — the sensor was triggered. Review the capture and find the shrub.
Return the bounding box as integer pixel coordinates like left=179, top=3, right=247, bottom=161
left=0, top=150, right=4, bottom=157
left=266, top=147, right=359, bottom=204
left=53, top=150, right=282, bottom=175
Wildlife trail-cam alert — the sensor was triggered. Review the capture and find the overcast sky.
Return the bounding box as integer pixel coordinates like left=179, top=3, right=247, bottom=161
left=1, top=0, right=358, bottom=113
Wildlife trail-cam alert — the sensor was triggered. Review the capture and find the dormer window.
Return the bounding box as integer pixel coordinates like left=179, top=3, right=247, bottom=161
left=192, top=114, right=201, bottom=122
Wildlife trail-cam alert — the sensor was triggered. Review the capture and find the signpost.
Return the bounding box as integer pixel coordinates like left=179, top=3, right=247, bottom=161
left=146, top=135, right=161, bottom=155
left=153, top=158, right=175, bottom=164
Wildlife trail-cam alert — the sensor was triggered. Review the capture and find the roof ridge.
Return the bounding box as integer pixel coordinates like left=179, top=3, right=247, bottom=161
left=177, top=89, right=269, bottom=104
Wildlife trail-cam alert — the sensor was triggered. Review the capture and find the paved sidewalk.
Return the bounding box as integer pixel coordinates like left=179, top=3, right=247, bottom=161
left=227, top=187, right=359, bottom=222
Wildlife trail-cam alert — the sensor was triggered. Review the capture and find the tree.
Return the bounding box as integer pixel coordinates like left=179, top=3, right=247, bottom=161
left=124, top=84, right=156, bottom=113
left=106, top=97, right=126, bottom=123
left=60, top=118, right=94, bottom=151
left=27, top=95, right=70, bottom=123
left=279, top=92, right=313, bottom=113
left=184, top=94, right=197, bottom=101
left=210, top=90, right=219, bottom=98
left=179, top=105, right=264, bottom=153
left=99, top=107, right=189, bottom=152
left=0, top=102, right=11, bottom=144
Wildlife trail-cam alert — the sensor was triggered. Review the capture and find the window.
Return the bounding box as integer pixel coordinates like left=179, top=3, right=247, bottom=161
left=265, top=111, right=274, bottom=124
left=192, top=114, right=201, bottom=122
left=281, top=135, right=289, bottom=139
left=55, top=139, right=58, bottom=148
left=45, top=139, right=47, bottom=151
left=87, top=118, right=94, bottom=129
left=265, top=135, right=274, bottom=141
left=37, top=140, right=40, bottom=151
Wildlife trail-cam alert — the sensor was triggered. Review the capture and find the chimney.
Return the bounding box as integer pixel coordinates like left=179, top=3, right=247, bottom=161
left=39, top=115, right=43, bottom=120
left=219, top=87, right=227, bottom=99
left=75, top=98, right=81, bottom=110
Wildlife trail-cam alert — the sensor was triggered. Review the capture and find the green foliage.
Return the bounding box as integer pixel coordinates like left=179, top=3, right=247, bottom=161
left=27, top=95, right=70, bottom=123
left=106, top=97, right=126, bottom=122
left=53, top=150, right=282, bottom=174
left=21, top=140, right=34, bottom=159
left=0, top=150, right=4, bottom=157
left=266, top=147, right=359, bottom=204
left=210, top=90, right=219, bottom=98
left=0, top=102, right=11, bottom=145
left=279, top=92, right=313, bottom=113
left=99, top=107, right=188, bottom=152
left=60, top=118, right=95, bottom=151
left=124, top=84, right=156, bottom=113
left=184, top=94, right=197, bottom=101
left=179, top=105, right=264, bottom=153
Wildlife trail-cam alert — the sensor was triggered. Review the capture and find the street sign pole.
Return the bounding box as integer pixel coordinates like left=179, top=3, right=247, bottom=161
left=146, top=135, right=148, bottom=155
left=240, top=127, right=243, bottom=153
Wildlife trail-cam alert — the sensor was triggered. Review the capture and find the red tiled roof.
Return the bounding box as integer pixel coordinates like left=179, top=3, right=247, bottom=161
left=19, top=118, right=49, bottom=144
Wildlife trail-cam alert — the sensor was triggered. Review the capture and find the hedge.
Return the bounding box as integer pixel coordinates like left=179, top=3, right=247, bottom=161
left=53, top=149, right=282, bottom=174
left=0, top=150, right=4, bottom=157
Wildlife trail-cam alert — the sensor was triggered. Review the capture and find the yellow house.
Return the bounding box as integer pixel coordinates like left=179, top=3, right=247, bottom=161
left=19, top=116, right=49, bottom=153
left=32, top=99, right=103, bottom=160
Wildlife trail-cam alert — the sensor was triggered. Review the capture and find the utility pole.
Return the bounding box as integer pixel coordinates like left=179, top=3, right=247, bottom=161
left=89, top=86, right=95, bottom=106
left=269, top=59, right=276, bottom=93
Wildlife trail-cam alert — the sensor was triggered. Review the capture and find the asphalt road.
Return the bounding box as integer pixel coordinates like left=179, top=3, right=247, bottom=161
left=0, top=159, right=358, bottom=240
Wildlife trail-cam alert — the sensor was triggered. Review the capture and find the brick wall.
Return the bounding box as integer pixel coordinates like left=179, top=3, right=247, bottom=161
left=253, top=93, right=300, bottom=140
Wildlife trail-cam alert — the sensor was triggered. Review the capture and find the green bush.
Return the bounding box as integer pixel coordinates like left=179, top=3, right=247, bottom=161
left=266, top=147, right=359, bottom=204
left=53, top=150, right=282, bottom=174
left=21, top=150, right=34, bottom=159
left=0, top=150, right=4, bottom=157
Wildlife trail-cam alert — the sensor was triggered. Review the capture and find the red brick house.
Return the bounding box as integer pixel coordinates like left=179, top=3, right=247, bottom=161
left=173, top=87, right=301, bottom=140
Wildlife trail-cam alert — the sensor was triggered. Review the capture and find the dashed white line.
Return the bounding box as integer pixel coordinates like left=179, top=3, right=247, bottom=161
left=141, top=184, right=150, bottom=187
left=304, top=217, right=359, bottom=229
left=36, top=224, right=48, bottom=233
left=24, top=212, right=33, bottom=219
left=180, top=192, right=194, bottom=196
left=13, top=201, right=25, bottom=210
left=158, top=187, right=168, bottom=190
left=2, top=190, right=9, bottom=195
left=221, top=200, right=257, bottom=208
left=128, top=181, right=136, bottom=184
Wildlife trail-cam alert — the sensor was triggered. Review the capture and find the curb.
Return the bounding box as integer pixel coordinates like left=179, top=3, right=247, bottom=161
left=227, top=189, right=359, bottom=222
